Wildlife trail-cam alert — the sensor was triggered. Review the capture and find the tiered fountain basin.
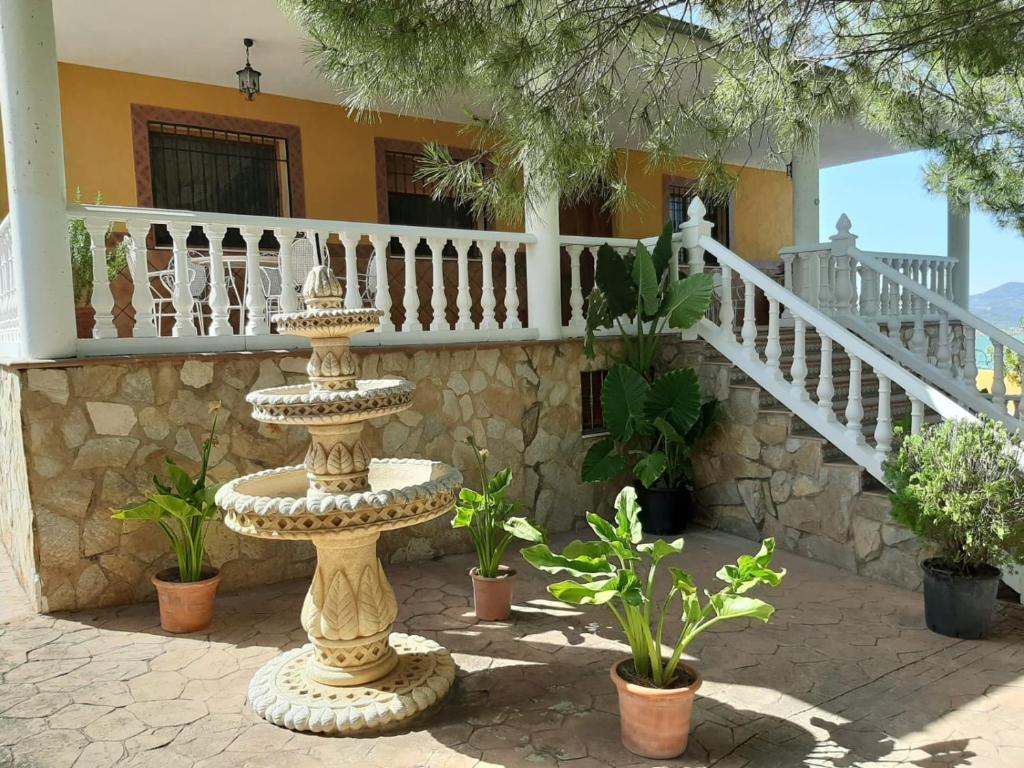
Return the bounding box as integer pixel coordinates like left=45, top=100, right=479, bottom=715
left=217, top=267, right=461, bottom=735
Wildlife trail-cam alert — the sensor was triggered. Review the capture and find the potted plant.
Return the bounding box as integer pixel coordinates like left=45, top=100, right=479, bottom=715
left=452, top=437, right=544, bottom=620
left=885, top=417, right=1024, bottom=639
left=113, top=402, right=225, bottom=633
left=69, top=189, right=129, bottom=338
left=521, top=486, right=784, bottom=759
left=582, top=222, right=716, bottom=533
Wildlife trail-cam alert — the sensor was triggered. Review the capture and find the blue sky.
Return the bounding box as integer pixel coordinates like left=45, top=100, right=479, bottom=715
left=819, top=151, right=1024, bottom=295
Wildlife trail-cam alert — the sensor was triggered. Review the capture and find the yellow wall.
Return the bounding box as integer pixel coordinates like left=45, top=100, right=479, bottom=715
left=57, top=63, right=791, bottom=259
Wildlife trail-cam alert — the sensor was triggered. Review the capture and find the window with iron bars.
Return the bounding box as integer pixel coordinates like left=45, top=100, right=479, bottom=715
left=580, top=369, right=609, bottom=435
left=385, top=150, right=490, bottom=236
left=667, top=184, right=731, bottom=250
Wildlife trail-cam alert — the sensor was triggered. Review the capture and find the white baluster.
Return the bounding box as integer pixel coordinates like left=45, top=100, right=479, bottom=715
left=668, top=242, right=680, bottom=282
left=900, top=259, right=912, bottom=316
left=993, top=341, right=1007, bottom=410
left=887, top=276, right=902, bottom=342
left=718, top=264, right=734, bottom=335
left=369, top=234, right=394, bottom=333
left=928, top=260, right=939, bottom=297
left=962, top=326, right=979, bottom=391
left=206, top=224, right=233, bottom=335
left=845, top=355, right=864, bottom=445
left=817, top=251, right=832, bottom=314
left=85, top=219, right=117, bottom=339
left=865, top=265, right=881, bottom=318
left=936, top=260, right=946, bottom=302
left=454, top=238, right=473, bottom=330
left=341, top=232, right=361, bottom=309
left=936, top=311, right=952, bottom=373
left=399, top=235, right=420, bottom=331
left=910, top=288, right=927, bottom=356
left=765, top=297, right=782, bottom=380
left=833, top=254, right=852, bottom=316
left=427, top=237, right=448, bottom=331
left=945, top=262, right=955, bottom=300
left=501, top=241, right=522, bottom=330
left=167, top=222, right=198, bottom=337
left=567, top=244, right=585, bottom=333
left=910, top=396, right=924, bottom=435
left=874, top=373, right=892, bottom=461
left=790, top=317, right=808, bottom=400
left=126, top=220, right=157, bottom=338
left=274, top=227, right=298, bottom=315
left=479, top=241, right=498, bottom=331
left=741, top=279, right=757, bottom=360
left=241, top=226, right=267, bottom=336
left=780, top=252, right=795, bottom=319
left=817, top=335, right=835, bottom=422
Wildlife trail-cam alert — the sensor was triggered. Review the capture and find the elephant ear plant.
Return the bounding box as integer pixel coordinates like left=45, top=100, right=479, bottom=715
left=521, top=486, right=785, bottom=758
left=113, top=402, right=225, bottom=633
left=453, top=437, right=544, bottom=620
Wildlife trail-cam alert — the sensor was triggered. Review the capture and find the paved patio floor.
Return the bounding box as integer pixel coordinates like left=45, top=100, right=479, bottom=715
left=1, top=528, right=1022, bottom=768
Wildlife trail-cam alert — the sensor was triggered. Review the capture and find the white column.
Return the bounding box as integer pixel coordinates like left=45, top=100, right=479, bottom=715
left=479, top=241, right=498, bottom=331
left=369, top=234, right=394, bottom=332
left=0, top=0, right=76, bottom=357
left=948, top=197, right=970, bottom=309
left=523, top=178, right=562, bottom=340
left=126, top=220, right=157, bottom=337
left=241, top=225, right=267, bottom=335
left=168, top=223, right=197, bottom=337
left=454, top=238, right=473, bottom=330
left=84, top=219, right=116, bottom=339
left=206, top=224, right=233, bottom=335
left=427, top=237, right=447, bottom=332
left=566, top=244, right=585, bottom=333
left=500, top=241, right=521, bottom=330
left=791, top=133, right=821, bottom=247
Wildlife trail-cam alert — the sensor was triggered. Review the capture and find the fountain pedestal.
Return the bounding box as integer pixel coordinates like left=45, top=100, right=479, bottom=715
left=217, top=267, right=460, bottom=735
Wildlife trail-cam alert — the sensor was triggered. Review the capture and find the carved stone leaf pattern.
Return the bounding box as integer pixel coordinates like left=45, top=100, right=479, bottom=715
left=353, top=441, right=372, bottom=471
left=339, top=349, right=356, bottom=376
left=305, top=443, right=328, bottom=474
left=321, top=571, right=358, bottom=640
left=327, top=443, right=354, bottom=474
left=307, top=350, right=322, bottom=376
left=377, top=560, right=398, bottom=626
left=302, top=570, right=325, bottom=638
left=321, top=351, right=341, bottom=377
left=357, top=565, right=390, bottom=636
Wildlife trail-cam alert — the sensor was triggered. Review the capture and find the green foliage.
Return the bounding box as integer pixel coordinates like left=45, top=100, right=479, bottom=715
left=884, top=417, right=1024, bottom=573
left=283, top=0, right=1024, bottom=232
left=69, top=189, right=129, bottom=307
left=521, top=487, right=785, bottom=687
left=452, top=437, right=545, bottom=577
left=583, top=223, right=714, bottom=373
left=582, top=363, right=718, bottom=489
left=112, top=403, right=224, bottom=582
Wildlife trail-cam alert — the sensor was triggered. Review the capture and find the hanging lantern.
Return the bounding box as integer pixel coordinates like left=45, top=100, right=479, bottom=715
left=237, top=38, right=261, bottom=101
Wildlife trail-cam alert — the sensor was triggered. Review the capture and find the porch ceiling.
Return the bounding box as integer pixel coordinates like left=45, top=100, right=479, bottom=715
left=53, top=0, right=904, bottom=169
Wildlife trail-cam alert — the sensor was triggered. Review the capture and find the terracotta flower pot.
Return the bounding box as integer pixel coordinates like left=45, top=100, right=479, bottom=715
left=152, top=567, right=222, bottom=633
left=610, top=659, right=703, bottom=759
left=470, top=565, right=515, bottom=621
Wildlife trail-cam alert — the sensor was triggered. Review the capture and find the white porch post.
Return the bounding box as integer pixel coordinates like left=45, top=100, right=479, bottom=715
left=948, top=197, right=970, bottom=309
left=523, top=175, right=562, bottom=339
left=791, top=131, right=821, bottom=308
left=0, top=0, right=76, bottom=358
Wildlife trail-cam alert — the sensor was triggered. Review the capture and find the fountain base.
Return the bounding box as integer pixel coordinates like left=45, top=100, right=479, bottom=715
left=247, top=633, right=456, bottom=734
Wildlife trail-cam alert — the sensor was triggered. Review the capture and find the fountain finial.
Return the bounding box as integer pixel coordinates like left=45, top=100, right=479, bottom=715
left=302, top=265, right=344, bottom=309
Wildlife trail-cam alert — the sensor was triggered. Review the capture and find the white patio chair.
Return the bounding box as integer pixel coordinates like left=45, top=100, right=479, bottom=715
left=140, top=249, right=209, bottom=334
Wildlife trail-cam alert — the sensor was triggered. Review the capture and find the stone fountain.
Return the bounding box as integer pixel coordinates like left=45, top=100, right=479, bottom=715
left=217, top=266, right=461, bottom=735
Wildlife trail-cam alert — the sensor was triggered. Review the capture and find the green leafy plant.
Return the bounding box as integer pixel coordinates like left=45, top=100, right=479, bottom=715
left=69, top=188, right=129, bottom=307
left=885, top=417, right=1024, bottom=574
left=521, top=486, right=785, bottom=688
left=452, top=437, right=545, bottom=578
left=583, top=365, right=718, bottom=489
left=112, top=403, right=224, bottom=582
left=584, top=222, right=714, bottom=376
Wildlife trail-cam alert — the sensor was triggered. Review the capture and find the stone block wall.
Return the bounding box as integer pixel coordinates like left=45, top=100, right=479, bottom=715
left=5, top=340, right=621, bottom=612
left=0, top=367, right=38, bottom=607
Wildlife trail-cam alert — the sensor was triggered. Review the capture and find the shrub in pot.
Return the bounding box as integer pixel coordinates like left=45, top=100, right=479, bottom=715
left=521, top=487, right=785, bottom=759
left=582, top=222, right=716, bottom=533
left=452, top=437, right=544, bottom=620
left=885, top=417, right=1024, bottom=639
left=113, top=402, right=225, bottom=633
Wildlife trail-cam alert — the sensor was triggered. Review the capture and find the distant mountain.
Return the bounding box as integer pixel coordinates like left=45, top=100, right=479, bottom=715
left=970, top=282, right=1024, bottom=330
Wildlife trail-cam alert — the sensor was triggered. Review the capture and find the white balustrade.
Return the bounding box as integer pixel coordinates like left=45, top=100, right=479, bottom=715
left=718, top=264, right=734, bottom=333
left=566, top=245, right=585, bottom=333
left=992, top=342, right=1007, bottom=410
left=61, top=205, right=535, bottom=355
left=874, top=374, right=892, bottom=460
left=765, top=297, right=782, bottom=380
left=817, top=335, right=835, bottom=422
left=741, top=279, right=757, bottom=359
left=790, top=317, right=808, bottom=400
left=845, top=355, right=864, bottom=444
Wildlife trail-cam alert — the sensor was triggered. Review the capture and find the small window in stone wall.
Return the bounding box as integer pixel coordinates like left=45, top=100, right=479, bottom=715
left=580, top=370, right=608, bottom=435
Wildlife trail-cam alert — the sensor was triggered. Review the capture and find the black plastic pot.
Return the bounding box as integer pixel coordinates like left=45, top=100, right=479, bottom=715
left=634, top=483, right=694, bottom=535
left=921, top=558, right=1001, bottom=639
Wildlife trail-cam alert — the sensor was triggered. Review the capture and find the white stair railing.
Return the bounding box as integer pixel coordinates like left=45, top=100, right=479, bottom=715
left=681, top=199, right=977, bottom=484
left=822, top=223, right=1023, bottom=428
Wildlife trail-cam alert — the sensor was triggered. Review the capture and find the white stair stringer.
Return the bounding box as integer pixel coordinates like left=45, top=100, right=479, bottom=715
left=692, top=235, right=979, bottom=488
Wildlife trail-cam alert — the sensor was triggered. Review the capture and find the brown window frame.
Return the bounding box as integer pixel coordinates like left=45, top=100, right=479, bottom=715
left=662, top=175, right=733, bottom=248
left=580, top=369, right=609, bottom=435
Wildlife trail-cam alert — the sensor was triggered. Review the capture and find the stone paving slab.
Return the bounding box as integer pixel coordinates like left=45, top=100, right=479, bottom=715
left=1, top=528, right=1022, bottom=767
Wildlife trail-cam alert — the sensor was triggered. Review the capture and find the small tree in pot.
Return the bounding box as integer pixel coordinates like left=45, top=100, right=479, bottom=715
left=582, top=223, right=716, bottom=534
left=113, top=402, right=225, bottom=633
left=885, top=417, right=1024, bottom=639
left=521, top=486, right=785, bottom=759
left=452, top=437, right=545, bottom=620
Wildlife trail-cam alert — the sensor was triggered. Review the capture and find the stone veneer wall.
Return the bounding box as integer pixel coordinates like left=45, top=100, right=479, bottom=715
left=0, top=367, right=39, bottom=608
left=6, top=340, right=624, bottom=612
